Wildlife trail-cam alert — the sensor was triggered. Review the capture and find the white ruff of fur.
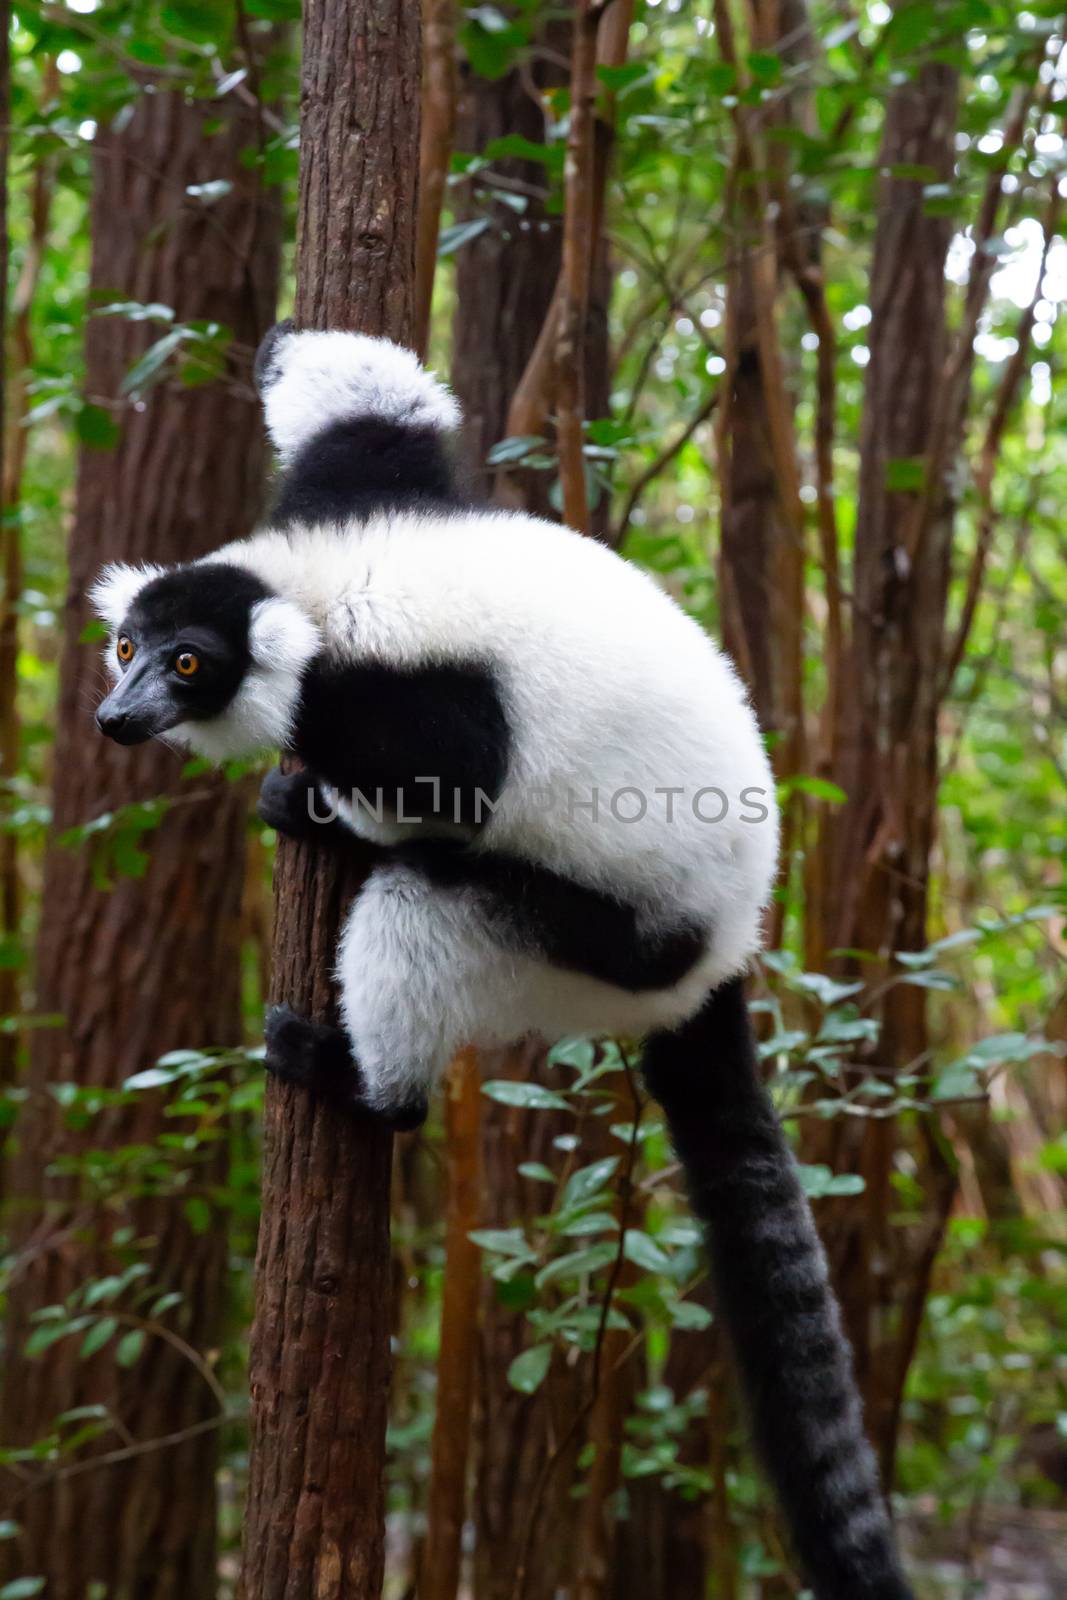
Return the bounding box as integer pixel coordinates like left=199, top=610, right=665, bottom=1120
left=172, top=596, right=320, bottom=761
left=91, top=562, right=164, bottom=672
left=262, top=329, right=462, bottom=465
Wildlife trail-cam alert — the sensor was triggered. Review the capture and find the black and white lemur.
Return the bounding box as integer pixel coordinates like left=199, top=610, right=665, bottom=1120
left=91, top=324, right=912, bottom=1599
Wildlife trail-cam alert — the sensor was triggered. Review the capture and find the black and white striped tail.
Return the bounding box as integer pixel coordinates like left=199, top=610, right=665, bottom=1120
left=253, top=321, right=465, bottom=526
left=643, top=979, right=914, bottom=1600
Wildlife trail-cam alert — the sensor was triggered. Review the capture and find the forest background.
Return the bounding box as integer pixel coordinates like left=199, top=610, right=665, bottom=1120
left=0, top=0, right=1064, bottom=1596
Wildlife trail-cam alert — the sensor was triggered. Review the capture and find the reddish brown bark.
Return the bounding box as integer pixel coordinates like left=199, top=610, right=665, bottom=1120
left=1, top=58, right=60, bottom=1100
left=0, top=4, right=13, bottom=1099
left=238, top=1, right=421, bottom=1596
left=715, top=0, right=804, bottom=779
left=451, top=58, right=585, bottom=1600
left=816, top=60, right=962, bottom=1478
left=0, top=83, right=279, bottom=1599
left=422, top=1048, right=483, bottom=1600
left=414, top=0, right=457, bottom=357
left=452, top=50, right=565, bottom=513
left=554, top=0, right=600, bottom=534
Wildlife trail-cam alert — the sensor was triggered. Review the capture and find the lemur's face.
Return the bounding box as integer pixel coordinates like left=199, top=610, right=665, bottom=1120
left=96, top=564, right=267, bottom=745
left=92, top=560, right=320, bottom=759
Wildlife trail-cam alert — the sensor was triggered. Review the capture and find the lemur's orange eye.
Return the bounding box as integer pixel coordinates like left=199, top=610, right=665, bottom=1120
left=175, top=652, right=199, bottom=678
left=116, top=635, right=134, bottom=665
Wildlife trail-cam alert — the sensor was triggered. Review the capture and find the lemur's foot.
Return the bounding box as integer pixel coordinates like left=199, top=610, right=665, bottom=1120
left=263, top=1004, right=428, bottom=1131
left=257, top=766, right=332, bottom=841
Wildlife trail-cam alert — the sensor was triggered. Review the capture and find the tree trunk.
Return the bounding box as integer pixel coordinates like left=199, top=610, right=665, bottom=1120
left=451, top=60, right=583, bottom=1600
left=238, top=1, right=421, bottom=1596
left=0, top=83, right=279, bottom=1600
left=422, top=1049, right=483, bottom=1600
left=818, top=56, right=962, bottom=1479
left=452, top=55, right=564, bottom=513
left=0, top=0, right=17, bottom=1104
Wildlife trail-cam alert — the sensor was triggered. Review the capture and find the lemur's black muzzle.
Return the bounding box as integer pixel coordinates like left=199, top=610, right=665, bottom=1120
left=96, top=663, right=182, bottom=746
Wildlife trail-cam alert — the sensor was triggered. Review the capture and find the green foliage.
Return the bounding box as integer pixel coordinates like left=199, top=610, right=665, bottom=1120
left=2, top=1, right=1065, bottom=1591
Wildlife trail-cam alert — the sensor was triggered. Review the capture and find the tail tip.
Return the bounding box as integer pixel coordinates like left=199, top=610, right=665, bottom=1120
left=255, top=323, right=461, bottom=463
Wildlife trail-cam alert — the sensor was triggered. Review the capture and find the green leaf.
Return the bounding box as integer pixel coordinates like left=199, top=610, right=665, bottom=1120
left=0, top=1525, right=18, bottom=1542
left=115, top=1330, right=146, bottom=1368
left=1, top=1580, right=47, bottom=1598
left=507, top=1343, right=552, bottom=1395
left=124, top=1066, right=179, bottom=1091
left=482, top=1080, right=572, bottom=1112
left=483, top=134, right=558, bottom=165
left=94, top=301, right=175, bottom=324
left=778, top=774, right=847, bottom=805
left=148, top=1292, right=183, bottom=1318
left=83, top=1276, right=122, bottom=1307
left=792, top=973, right=864, bottom=1005
left=185, top=180, right=233, bottom=204
left=161, top=0, right=224, bottom=42
left=24, top=1322, right=72, bottom=1358
left=76, top=404, right=120, bottom=451
left=560, top=1157, right=619, bottom=1212
left=671, top=1300, right=713, bottom=1331
left=517, top=1162, right=556, bottom=1183
left=80, top=1318, right=117, bottom=1359
left=184, top=1196, right=212, bottom=1234
left=623, top=1230, right=672, bottom=1274
left=486, top=434, right=544, bottom=466
left=469, top=1228, right=531, bottom=1256
left=121, top=329, right=186, bottom=398
left=437, top=216, right=491, bottom=256
left=823, top=1174, right=866, bottom=1197
left=898, top=969, right=960, bottom=991
left=816, top=1014, right=879, bottom=1046
left=797, top=1164, right=866, bottom=1199
left=559, top=1211, right=619, bottom=1237
left=536, top=1242, right=618, bottom=1288
left=596, top=62, right=647, bottom=91
left=884, top=457, right=926, bottom=492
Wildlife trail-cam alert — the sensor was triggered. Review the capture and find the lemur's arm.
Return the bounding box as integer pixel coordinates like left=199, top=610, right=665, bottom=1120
left=255, top=320, right=469, bottom=526
left=257, top=655, right=510, bottom=844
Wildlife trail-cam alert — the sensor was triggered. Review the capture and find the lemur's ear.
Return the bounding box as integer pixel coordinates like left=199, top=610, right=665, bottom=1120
left=252, top=323, right=462, bottom=466
left=89, top=562, right=162, bottom=633
left=253, top=318, right=296, bottom=398
left=248, top=596, right=321, bottom=677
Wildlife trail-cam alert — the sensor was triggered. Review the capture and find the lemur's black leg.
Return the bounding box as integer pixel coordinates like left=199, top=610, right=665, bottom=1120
left=263, top=1004, right=428, bottom=1131
left=256, top=766, right=348, bottom=845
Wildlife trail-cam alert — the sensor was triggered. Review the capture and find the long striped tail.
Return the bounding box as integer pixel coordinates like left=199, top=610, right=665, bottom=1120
left=642, top=978, right=913, bottom=1600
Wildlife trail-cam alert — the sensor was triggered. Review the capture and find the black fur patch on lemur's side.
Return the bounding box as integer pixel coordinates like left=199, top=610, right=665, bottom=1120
left=292, top=656, right=512, bottom=829
left=643, top=980, right=914, bottom=1600
left=398, top=839, right=707, bottom=993
left=269, top=417, right=471, bottom=526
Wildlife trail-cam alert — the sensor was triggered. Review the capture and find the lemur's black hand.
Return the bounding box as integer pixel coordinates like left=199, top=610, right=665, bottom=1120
left=263, top=1004, right=427, bottom=1131
left=256, top=765, right=340, bottom=843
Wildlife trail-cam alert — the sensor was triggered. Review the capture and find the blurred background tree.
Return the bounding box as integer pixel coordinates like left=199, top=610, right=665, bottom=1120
left=0, top=0, right=1063, bottom=1596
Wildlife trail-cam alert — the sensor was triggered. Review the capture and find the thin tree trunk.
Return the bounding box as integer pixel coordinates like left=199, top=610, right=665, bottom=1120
left=238, top=1, right=421, bottom=1595
left=1, top=58, right=60, bottom=1103
left=414, top=0, right=457, bottom=357
left=451, top=57, right=584, bottom=1600
left=0, top=82, right=279, bottom=1600
left=422, top=1048, right=483, bottom=1600
left=452, top=46, right=566, bottom=514
left=554, top=0, right=599, bottom=534
left=715, top=0, right=805, bottom=783
left=817, top=54, right=962, bottom=1480
left=0, top=0, right=12, bottom=1100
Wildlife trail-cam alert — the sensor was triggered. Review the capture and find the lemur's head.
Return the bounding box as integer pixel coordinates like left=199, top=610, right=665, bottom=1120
left=91, top=559, right=320, bottom=760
